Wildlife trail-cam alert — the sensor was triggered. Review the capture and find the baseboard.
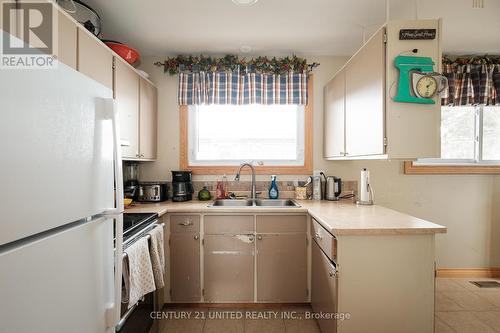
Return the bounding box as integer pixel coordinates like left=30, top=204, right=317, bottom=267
left=436, top=268, right=500, bottom=278
left=163, top=303, right=310, bottom=309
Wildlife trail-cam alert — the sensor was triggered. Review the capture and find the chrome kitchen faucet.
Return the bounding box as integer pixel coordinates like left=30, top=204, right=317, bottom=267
left=235, top=162, right=257, bottom=200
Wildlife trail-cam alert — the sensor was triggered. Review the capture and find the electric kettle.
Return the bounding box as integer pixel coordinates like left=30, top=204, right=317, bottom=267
left=322, top=173, right=342, bottom=201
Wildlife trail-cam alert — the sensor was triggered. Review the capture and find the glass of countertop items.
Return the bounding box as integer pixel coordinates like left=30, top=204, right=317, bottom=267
left=295, top=180, right=308, bottom=200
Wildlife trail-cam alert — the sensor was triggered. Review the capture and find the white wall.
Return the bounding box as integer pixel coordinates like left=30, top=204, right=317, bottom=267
left=324, top=160, right=500, bottom=268
left=139, top=55, right=500, bottom=269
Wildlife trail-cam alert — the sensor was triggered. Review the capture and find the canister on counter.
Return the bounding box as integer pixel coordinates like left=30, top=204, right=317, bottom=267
left=295, top=183, right=307, bottom=200
left=312, top=176, right=322, bottom=200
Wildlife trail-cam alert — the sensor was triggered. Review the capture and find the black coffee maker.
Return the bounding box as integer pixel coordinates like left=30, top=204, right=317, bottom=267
left=123, top=162, right=139, bottom=200
left=171, top=170, right=194, bottom=202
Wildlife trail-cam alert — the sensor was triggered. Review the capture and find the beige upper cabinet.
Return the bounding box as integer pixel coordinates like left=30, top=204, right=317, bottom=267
left=139, top=78, right=158, bottom=160
left=115, top=68, right=158, bottom=160
left=324, top=70, right=345, bottom=158
left=77, top=27, right=113, bottom=89
left=114, top=58, right=140, bottom=159
left=345, top=28, right=385, bottom=157
left=324, top=20, right=441, bottom=160
left=56, top=11, right=77, bottom=69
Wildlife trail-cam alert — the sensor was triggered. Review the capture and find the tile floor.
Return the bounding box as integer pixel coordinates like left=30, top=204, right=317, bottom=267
left=435, top=277, right=500, bottom=333
left=158, top=277, right=500, bottom=333
left=158, top=305, right=320, bottom=333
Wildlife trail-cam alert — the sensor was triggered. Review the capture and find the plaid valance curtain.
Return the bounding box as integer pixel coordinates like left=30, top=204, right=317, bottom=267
left=178, top=72, right=308, bottom=105
left=442, top=63, right=500, bottom=106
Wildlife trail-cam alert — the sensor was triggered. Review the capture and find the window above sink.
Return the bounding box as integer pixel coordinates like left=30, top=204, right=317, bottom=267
left=188, top=104, right=305, bottom=166
left=178, top=78, right=314, bottom=175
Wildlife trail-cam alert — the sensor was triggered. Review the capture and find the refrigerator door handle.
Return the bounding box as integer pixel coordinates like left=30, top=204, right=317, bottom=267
left=102, top=98, right=124, bottom=215
left=98, top=99, right=124, bottom=328
left=105, top=213, right=123, bottom=328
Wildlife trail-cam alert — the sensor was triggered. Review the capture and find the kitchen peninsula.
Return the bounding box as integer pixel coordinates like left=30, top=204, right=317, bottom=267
left=127, top=200, right=446, bottom=333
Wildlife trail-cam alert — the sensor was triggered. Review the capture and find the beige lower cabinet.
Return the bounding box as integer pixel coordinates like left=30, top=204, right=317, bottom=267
left=204, top=234, right=254, bottom=302
left=310, top=218, right=436, bottom=333
left=256, top=233, right=308, bottom=302
left=168, top=213, right=310, bottom=304
left=203, top=215, right=254, bottom=302
left=256, top=215, right=308, bottom=302
left=169, top=215, right=201, bottom=302
left=311, top=239, right=337, bottom=333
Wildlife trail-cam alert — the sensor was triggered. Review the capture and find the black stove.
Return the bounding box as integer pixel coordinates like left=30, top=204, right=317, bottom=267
left=114, top=213, right=158, bottom=247
left=122, top=213, right=158, bottom=244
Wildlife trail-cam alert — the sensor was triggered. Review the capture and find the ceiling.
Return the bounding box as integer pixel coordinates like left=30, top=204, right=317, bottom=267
left=83, top=0, right=500, bottom=56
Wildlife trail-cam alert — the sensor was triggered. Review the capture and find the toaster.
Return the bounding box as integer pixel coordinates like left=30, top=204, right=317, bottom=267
left=137, top=182, right=169, bottom=202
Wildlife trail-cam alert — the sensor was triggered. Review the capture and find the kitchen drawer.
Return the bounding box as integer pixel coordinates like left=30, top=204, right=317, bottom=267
left=312, top=219, right=337, bottom=262
left=204, top=215, right=254, bottom=234
left=256, top=215, right=307, bottom=233
left=170, top=215, right=200, bottom=233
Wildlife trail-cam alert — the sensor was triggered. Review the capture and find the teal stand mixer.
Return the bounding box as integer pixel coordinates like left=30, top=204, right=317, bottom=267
left=394, top=55, right=436, bottom=104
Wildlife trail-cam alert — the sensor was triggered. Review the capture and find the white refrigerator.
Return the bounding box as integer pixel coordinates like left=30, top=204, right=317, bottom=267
left=0, top=45, right=124, bottom=332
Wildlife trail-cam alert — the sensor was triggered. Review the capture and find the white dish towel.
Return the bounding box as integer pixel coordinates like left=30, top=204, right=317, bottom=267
left=148, top=226, right=165, bottom=289
left=123, top=237, right=156, bottom=309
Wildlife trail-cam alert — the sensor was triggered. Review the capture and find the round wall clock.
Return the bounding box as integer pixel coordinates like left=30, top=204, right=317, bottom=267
left=415, top=75, right=438, bottom=98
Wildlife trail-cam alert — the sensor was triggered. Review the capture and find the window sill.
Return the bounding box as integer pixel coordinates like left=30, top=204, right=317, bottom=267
left=404, top=161, right=500, bottom=175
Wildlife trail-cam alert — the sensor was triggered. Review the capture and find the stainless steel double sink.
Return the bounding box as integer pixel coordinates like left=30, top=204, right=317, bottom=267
left=209, top=199, right=300, bottom=208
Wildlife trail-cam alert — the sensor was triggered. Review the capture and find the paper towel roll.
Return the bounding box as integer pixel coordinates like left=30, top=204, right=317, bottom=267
left=360, top=168, right=370, bottom=202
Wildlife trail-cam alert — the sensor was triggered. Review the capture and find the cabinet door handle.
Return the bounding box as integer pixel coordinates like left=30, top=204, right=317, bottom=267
left=179, top=219, right=193, bottom=226
left=257, top=235, right=263, bottom=240
left=194, top=235, right=199, bottom=240
left=315, top=233, right=322, bottom=240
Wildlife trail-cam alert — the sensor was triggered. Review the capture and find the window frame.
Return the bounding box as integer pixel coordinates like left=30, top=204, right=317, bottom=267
left=179, top=76, right=313, bottom=175
left=405, top=105, right=500, bottom=175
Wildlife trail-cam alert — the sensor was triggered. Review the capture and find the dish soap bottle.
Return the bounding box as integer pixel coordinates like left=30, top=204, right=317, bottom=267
left=268, top=175, right=279, bottom=199
left=222, top=174, right=228, bottom=198
left=216, top=181, right=223, bottom=199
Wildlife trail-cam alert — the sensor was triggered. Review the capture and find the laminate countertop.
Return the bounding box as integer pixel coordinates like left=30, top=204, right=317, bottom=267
left=124, top=200, right=447, bottom=236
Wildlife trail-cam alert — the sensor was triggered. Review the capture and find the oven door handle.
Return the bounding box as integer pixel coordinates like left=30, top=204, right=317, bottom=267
left=116, top=298, right=142, bottom=332
left=122, top=221, right=164, bottom=250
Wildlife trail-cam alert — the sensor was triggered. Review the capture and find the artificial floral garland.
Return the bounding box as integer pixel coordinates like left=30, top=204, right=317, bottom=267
left=154, top=55, right=319, bottom=75
left=442, top=55, right=500, bottom=66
